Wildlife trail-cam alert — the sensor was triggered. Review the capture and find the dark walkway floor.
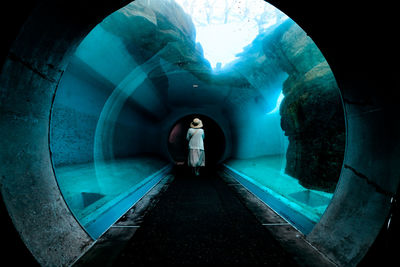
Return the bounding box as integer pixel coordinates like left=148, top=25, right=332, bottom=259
left=112, top=167, right=298, bottom=266
left=75, top=166, right=335, bottom=266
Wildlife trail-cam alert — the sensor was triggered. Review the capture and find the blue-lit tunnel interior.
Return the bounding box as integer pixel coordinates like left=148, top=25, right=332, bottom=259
left=49, top=0, right=344, bottom=239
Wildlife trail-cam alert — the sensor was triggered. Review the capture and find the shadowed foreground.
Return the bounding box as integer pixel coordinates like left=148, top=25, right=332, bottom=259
left=113, top=166, right=298, bottom=266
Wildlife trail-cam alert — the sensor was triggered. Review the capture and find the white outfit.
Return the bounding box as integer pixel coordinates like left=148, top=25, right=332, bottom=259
left=186, top=128, right=205, bottom=167
left=186, top=128, right=204, bottom=150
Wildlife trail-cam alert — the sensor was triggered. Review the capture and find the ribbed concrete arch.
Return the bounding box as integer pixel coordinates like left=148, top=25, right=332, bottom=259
left=0, top=2, right=132, bottom=265
left=0, top=1, right=398, bottom=266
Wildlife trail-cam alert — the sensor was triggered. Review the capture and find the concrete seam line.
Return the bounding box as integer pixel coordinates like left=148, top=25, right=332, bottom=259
left=344, top=164, right=393, bottom=196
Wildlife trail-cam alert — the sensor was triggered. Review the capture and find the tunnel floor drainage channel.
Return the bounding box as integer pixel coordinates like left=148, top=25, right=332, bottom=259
left=74, top=166, right=335, bottom=266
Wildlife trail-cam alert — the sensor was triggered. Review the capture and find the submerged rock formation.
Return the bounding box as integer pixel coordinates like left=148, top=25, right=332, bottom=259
left=277, top=22, right=345, bottom=192
left=100, top=0, right=211, bottom=79
left=280, top=60, right=345, bottom=192
left=222, top=19, right=345, bottom=192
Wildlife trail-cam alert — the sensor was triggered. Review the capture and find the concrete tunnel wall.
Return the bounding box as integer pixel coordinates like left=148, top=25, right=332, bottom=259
left=0, top=1, right=398, bottom=266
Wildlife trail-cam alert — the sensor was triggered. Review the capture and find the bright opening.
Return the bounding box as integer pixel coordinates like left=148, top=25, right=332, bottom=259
left=175, top=0, right=288, bottom=69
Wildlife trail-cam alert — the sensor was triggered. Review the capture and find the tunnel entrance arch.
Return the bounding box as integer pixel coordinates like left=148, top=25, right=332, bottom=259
left=168, top=114, right=226, bottom=167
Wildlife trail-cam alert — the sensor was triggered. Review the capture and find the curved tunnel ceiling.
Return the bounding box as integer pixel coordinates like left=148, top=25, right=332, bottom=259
left=0, top=0, right=398, bottom=266
left=52, top=0, right=344, bottom=171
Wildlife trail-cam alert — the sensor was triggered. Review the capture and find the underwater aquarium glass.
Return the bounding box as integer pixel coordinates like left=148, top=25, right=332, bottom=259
left=50, top=0, right=344, bottom=238
left=218, top=0, right=344, bottom=230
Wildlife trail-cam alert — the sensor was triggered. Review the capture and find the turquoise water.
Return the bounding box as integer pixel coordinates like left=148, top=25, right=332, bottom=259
left=225, top=155, right=333, bottom=223
left=49, top=0, right=340, bottom=238
left=55, top=157, right=168, bottom=228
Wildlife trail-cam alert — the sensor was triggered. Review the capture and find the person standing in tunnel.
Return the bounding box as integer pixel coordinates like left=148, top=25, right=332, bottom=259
left=186, top=118, right=205, bottom=176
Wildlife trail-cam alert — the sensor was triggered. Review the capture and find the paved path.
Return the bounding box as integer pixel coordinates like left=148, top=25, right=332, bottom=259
left=113, top=168, right=298, bottom=266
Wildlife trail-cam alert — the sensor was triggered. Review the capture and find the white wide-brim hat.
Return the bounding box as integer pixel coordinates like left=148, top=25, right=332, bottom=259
left=190, top=118, right=203, bottom=128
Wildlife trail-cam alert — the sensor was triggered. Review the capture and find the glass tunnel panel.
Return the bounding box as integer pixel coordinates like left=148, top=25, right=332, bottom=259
left=49, top=0, right=345, bottom=238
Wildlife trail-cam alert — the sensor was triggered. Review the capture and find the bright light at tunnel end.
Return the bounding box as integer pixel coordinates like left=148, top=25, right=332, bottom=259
left=175, top=0, right=288, bottom=69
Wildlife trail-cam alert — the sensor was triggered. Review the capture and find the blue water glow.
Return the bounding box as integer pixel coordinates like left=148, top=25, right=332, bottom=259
left=267, top=90, right=285, bottom=115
